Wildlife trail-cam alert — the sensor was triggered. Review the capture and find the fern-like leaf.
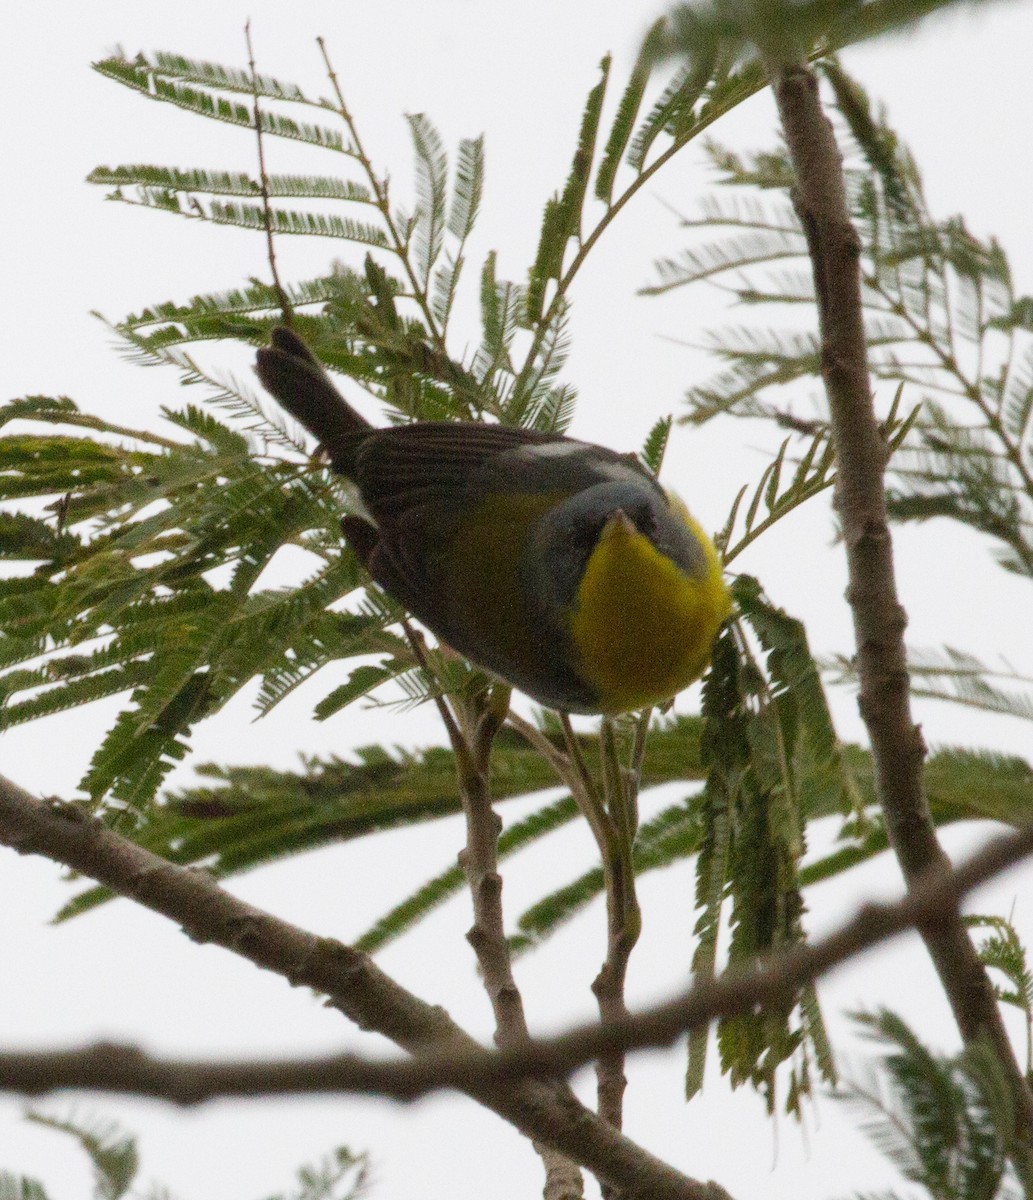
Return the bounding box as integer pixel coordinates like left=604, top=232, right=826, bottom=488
left=25, top=1110, right=138, bottom=1200
left=406, top=113, right=449, bottom=286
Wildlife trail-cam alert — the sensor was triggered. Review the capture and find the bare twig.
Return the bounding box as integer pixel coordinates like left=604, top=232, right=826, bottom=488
left=768, top=58, right=1033, bottom=1138
left=316, top=38, right=449, bottom=358
left=399, top=647, right=583, bottom=1195
left=511, top=712, right=647, bottom=1149
left=4, top=812, right=1031, bottom=1106
left=558, top=714, right=611, bottom=849
left=506, top=711, right=572, bottom=781
left=592, top=719, right=642, bottom=1151
left=453, top=692, right=533, bottom=1047
left=0, top=772, right=724, bottom=1200
left=400, top=616, right=466, bottom=752
left=458, top=690, right=585, bottom=1199
left=245, top=21, right=293, bottom=325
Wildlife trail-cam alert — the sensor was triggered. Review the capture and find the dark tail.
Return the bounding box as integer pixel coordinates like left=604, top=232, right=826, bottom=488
left=256, top=327, right=372, bottom=474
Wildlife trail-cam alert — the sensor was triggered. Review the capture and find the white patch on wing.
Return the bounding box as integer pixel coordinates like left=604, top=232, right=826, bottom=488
left=512, top=440, right=591, bottom=460
left=591, top=459, right=647, bottom=484
left=512, top=441, right=644, bottom=484
left=346, top=485, right=377, bottom=526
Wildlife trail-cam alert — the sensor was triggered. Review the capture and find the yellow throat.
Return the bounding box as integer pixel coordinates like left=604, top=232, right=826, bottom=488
left=569, top=506, right=730, bottom=712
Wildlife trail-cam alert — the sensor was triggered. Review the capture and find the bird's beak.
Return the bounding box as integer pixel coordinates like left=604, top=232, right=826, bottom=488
left=600, top=509, right=637, bottom=541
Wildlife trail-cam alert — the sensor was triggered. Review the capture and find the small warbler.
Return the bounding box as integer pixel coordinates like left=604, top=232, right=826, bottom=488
left=257, top=328, right=730, bottom=714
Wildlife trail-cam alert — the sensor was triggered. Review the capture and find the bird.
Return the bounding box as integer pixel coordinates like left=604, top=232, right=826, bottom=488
left=256, top=327, right=730, bottom=714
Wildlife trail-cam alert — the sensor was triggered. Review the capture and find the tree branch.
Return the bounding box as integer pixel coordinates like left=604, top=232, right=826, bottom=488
left=592, top=717, right=642, bottom=1149
left=454, top=693, right=585, bottom=1199
left=767, top=58, right=1033, bottom=1138
left=0, top=773, right=714, bottom=1200
left=4, top=818, right=1031, bottom=1104
left=245, top=21, right=293, bottom=327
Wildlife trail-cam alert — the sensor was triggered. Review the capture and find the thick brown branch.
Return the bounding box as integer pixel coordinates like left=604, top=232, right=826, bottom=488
left=768, top=60, right=1033, bottom=1137
left=4, top=820, right=1031, bottom=1105
left=6, top=776, right=689, bottom=1195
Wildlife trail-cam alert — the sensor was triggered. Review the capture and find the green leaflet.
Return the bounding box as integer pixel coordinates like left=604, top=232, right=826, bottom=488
left=505, top=299, right=574, bottom=430
left=430, top=136, right=485, bottom=330
left=0, top=397, right=366, bottom=814
left=93, top=55, right=346, bottom=150
left=640, top=415, right=673, bottom=475
left=263, top=1145, right=371, bottom=1200
left=356, top=794, right=580, bottom=954
left=407, top=113, right=449, bottom=287
left=830, top=645, right=1033, bottom=727
left=104, top=189, right=390, bottom=247
left=842, top=1009, right=1024, bottom=1200
left=473, top=251, right=520, bottom=389
left=17, top=1105, right=368, bottom=1200
left=25, top=1109, right=139, bottom=1200
left=0, top=1174, right=51, bottom=1200
left=628, top=52, right=717, bottom=171
left=525, top=57, right=610, bottom=324
left=966, top=916, right=1033, bottom=1057
left=55, top=735, right=565, bottom=921
left=148, top=50, right=310, bottom=103
left=447, top=135, right=485, bottom=243
left=594, top=19, right=666, bottom=203
left=89, top=164, right=373, bottom=205
left=655, top=63, right=1033, bottom=580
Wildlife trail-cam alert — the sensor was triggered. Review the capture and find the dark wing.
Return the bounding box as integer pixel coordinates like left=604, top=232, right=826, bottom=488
left=352, top=423, right=559, bottom=614
left=351, top=422, right=555, bottom=520
left=352, top=421, right=652, bottom=521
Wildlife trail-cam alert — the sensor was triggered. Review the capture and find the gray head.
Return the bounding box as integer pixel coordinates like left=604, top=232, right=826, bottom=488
left=521, top=479, right=709, bottom=636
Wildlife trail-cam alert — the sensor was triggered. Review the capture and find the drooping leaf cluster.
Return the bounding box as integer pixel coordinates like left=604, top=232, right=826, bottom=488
left=687, top=575, right=860, bottom=1113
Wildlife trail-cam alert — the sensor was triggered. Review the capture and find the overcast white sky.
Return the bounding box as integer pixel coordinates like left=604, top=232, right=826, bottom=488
left=4, top=3, right=1033, bottom=1198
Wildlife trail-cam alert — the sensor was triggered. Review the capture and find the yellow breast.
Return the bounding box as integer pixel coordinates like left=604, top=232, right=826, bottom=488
left=569, top=507, right=730, bottom=713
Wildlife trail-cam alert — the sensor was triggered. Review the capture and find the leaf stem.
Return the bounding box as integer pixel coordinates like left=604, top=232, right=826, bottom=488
left=245, top=22, right=293, bottom=326
left=316, top=39, right=449, bottom=358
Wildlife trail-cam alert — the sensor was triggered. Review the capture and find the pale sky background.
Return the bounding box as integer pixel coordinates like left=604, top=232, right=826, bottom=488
left=4, top=3, right=1033, bottom=1198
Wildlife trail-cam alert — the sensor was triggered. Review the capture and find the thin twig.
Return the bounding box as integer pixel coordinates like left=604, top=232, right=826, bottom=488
left=592, top=719, right=642, bottom=1154
left=468, top=692, right=586, bottom=1198
left=316, top=38, right=448, bottom=357
left=506, top=712, right=573, bottom=781
left=245, top=21, right=293, bottom=326
left=768, top=57, right=1033, bottom=1141
left=399, top=616, right=466, bottom=754
left=0, top=772, right=722, bottom=1200
left=457, top=693, right=586, bottom=1198
left=559, top=714, right=612, bottom=849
